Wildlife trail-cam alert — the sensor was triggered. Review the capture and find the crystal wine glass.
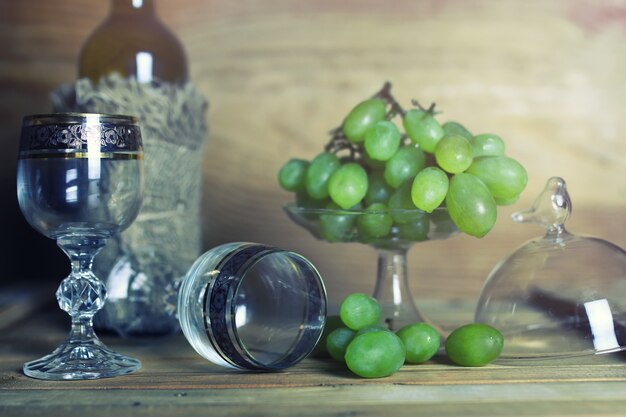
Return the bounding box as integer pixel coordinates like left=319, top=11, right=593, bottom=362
left=17, top=113, right=144, bottom=380
left=284, top=204, right=459, bottom=331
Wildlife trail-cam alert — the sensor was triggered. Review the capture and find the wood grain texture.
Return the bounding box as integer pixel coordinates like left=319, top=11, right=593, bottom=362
left=2, top=309, right=626, bottom=416
left=3, top=385, right=626, bottom=417
left=1, top=0, right=625, bottom=307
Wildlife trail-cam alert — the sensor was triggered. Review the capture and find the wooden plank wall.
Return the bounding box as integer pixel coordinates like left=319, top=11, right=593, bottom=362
left=1, top=1, right=625, bottom=317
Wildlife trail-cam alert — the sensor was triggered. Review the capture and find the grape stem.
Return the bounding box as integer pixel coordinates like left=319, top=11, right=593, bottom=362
left=375, top=81, right=405, bottom=118
left=324, top=127, right=359, bottom=159
left=411, top=99, right=441, bottom=116
left=324, top=82, right=405, bottom=160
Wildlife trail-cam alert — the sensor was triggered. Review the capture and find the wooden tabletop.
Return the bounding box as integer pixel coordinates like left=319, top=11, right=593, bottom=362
left=2, top=297, right=626, bottom=417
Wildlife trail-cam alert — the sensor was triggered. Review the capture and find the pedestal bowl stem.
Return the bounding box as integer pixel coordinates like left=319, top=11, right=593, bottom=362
left=372, top=248, right=431, bottom=331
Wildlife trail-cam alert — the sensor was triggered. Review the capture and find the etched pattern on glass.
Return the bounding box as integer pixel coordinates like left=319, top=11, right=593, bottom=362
left=20, top=123, right=141, bottom=152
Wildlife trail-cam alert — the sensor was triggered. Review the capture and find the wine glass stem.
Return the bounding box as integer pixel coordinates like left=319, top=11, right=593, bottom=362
left=373, top=248, right=427, bottom=331
left=68, top=316, right=98, bottom=341
left=56, top=236, right=108, bottom=340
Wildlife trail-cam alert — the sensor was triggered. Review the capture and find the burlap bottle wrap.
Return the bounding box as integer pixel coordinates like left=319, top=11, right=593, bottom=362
left=52, top=74, right=208, bottom=337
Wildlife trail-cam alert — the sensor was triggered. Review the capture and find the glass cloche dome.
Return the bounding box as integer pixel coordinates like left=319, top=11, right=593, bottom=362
left=475, top=177, right=626, bottom=363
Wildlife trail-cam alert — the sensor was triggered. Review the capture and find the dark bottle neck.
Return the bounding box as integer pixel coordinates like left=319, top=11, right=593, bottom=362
left=79, top=0, right=188, bottom=84
left=110, top=0, right=156, bottom=16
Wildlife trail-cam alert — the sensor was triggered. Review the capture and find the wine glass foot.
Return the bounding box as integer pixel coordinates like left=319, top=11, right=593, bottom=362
left=23, top=340, right=140, bottom=380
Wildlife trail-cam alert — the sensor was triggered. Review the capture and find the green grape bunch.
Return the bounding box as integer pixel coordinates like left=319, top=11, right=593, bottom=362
left=278, top=82, right=528, bottom=238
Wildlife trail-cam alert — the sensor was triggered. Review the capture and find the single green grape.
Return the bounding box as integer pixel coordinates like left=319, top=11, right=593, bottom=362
left=355, top=325, right=388, bottom=337
left=342, top=98, right=387, bottom=143
left=340, top=293, right=382, bottom=331
left=411, top=166, right=449, bottom=213
left=320, top=202, right=357, bottom=242
left=328, top=163, right=368, bottom=209
left=465, top=156, right=528, bottom=199
left=344, top=331, right=406, bottom=378
left=396, top=217, right=430, bottom=242
left=278, top=159, right=309, bottom=192
left=311, top=315, right=344, bottom=358
left=362, top=151, right=386, bottom=170
left=396, top=323, right=440, bottom=364
left=384, top=145, right=426, bottom=188
left=429, top=208, right=457, bottom=234
left=357, top=203, right=393, bottom=239
left=305, top=152, right=340, bottom=200
left=364, top=120, right=402, bottom=161
left=403, top=109, right=444, bottom=153
left=364, top=170, right=393, bottom=205
left=388, top=182, right=425, bottom=224
left=494, top=194, right=520, bottom=206
left=295, top=189, right=328, bottom=210
left=442, top=121, right=472, bottom=140
left=470, top=133, right=505, bottom=157
left=434, top=134, right=473, bottom=174
left=445, top=323, right=504, bottom=367
left=445, top=173, right=497, bottom=238
left=326, top=327, right=356, bottom=362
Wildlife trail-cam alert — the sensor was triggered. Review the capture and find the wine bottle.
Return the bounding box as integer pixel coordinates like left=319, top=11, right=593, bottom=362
left=79, top=0, right=188, bottom=84
left=53, top=0, right=209, bottom=338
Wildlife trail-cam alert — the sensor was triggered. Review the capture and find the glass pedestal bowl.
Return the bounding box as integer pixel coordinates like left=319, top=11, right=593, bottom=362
left=475, top=177, right=626, bottom=363
left=284, top=204, right=459, bottom=331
